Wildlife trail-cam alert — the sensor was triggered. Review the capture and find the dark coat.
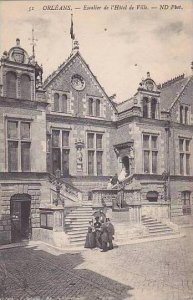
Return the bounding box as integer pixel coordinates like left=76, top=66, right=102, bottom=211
left=101, top=224, right=108, bottom=243
left=84, top=225, right=96, bottom=249
left=107, top=223, right=115, bottom=240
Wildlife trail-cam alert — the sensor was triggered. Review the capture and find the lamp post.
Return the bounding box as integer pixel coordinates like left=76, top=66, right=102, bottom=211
left=49, top=169, right=65, bottom=232
left=162, top=170, right=169, bottom=202
left=52, top=169, right=64, bottom=207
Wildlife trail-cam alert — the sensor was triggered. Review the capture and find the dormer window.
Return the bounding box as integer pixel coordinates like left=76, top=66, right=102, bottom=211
left=52, top=92, right=70, bottom=113
left=87, top=97, right=102, bottom=117
left=142, top=97, right=158, bottom=119
left=61, top=94, right=67, bottom=113
left=20, top=74, right=31, bottom=100
left=151, top=98, right=157, bottom=119
left=88, top=98, right=94, bottom=116
left=179, top=105, right=189, bottom=125
left=185, top=107, right=189, bottom=124
left=6, top=71, right=17, bottom=98
left=142, top=97, right=148, bottom=118
left=180, top=106, right=183, bottom=123
left=96, top=99, right=101, bottom=117
left=54, top=93, right=60, bottom=112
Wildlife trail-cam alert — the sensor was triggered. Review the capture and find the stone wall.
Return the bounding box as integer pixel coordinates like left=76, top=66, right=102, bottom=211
left=0, top=181, right=42, bottom=244
left=142, top=204, right=169, bottom=220
left=170, top=177, right=193, bottom=218
left=0, top=105, right=47, bottom=173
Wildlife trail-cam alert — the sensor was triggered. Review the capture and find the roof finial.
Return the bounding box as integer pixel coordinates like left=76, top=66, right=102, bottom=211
left=191, top=61, right=193, bottom=73
left=29, top=27, right=38, bottom=58
left=72, top=40, right=79, bottom=54
left=16, top=38, right=20, bottom=46
left=147, top=72, right=150, bottom=78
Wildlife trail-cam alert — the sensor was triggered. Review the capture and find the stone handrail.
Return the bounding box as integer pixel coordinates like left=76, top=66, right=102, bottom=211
left=112, top=174, right=134, bottom=189
left=92, top=188, right=117, bottom=207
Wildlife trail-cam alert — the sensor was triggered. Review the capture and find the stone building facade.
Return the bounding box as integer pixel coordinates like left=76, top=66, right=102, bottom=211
left=0, top=38, right=193, bottom=245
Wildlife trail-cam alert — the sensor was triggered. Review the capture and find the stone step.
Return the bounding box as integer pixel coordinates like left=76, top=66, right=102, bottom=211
left=142, top=219, right=162, bottom=224
left=65, top=223, right=90, bottom=227
left=65, top=218, right=92, bottom=224
left=66, top=226, right=89, bottom=232
left=69, top=211, right=93, bottom=215
left=142, top=232, right=176, bottom=239
left=142, top=218, right=158, bottom=223
left=72, top=210, right=92, bottom=214
left=67, top=241, right=85, bottom=247
left=65, top=215, right=92, bottom=220
left=69, top=236, right=87, bottom=243
left=73, top=211, right=92, bottom=214
left=143, top=223, right=170, bottom=229
left=66, top=216, right=93, bottom=220
left=115, top=230, right=176, bottom=242
left=65, top=225, right=90, bottom=229
left=68, top=230, right=88, bottom=237
left=148, top=228, right=173, bottom=233
left=68, top=232, right=87, bottom=238
left=65, top=224, right=91, bottom=229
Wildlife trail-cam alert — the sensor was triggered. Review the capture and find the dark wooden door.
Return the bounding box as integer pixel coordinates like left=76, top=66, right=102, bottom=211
left=10, top=199, right=31, bottom=242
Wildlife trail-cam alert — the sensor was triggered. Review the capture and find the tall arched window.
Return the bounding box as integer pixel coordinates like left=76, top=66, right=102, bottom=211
left=20, top=74, right=31, bottom=100
left=61, top=94, right=68, bottom=113
left=88, top=98, right=94, bottom=116
left=184, top=107, right=189, bottom=124
left=6, top=71, right=17, bottom=98
left=54, top=93, right=59, bottom=112
left=143, top=97, right=148, bottom=118
left=96, top=99, right=100, bottom=117
left=151, top=98, right=157, bottom=119
left=180, top=105, right=183, bottom=123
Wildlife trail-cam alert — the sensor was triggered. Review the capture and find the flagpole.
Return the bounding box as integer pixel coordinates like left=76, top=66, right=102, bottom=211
left=71, top=13, right=74, bottom=52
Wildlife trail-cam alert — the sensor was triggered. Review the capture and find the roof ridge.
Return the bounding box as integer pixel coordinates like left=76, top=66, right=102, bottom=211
left=169, top=75, right=192, bottom=111
left=43, top=52, right=78, bottom=87
left=117, top=97, right=133, bottom=106
left=161, top=74, right=185, bottom=89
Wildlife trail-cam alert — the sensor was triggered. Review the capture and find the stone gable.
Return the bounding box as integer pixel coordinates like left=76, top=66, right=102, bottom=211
left=44, top=53, right=116, bottom=121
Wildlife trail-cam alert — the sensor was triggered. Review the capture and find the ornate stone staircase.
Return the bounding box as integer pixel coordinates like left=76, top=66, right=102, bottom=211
left=141, top=215, right=175, bottom=236
left=65, top=201, right=93, bottom=246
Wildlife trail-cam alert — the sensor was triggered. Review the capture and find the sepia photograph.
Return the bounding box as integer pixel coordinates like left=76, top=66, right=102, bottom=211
left=0, top=0, right=193, bottom=299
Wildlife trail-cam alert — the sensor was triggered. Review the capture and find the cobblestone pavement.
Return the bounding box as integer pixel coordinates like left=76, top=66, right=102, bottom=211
left=0, top=228, right=193, bottom=300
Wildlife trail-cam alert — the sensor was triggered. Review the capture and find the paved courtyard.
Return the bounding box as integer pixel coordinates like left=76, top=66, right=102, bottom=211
left=0, top=228, right=193, bottom=300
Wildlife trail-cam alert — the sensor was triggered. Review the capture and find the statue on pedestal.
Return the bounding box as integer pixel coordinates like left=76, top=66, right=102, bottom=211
left=75, top=138, right=84, bottom=172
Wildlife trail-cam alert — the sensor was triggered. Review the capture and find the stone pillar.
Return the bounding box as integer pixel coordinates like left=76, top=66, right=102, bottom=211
left=129, top=146, right=135, bottom=174
left=52, top=206, right=64, bottom=232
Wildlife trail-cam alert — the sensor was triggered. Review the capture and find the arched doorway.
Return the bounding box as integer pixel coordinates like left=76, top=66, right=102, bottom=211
left=122, top=156, right=130, bottom=176
left=10, top=194, right=31, bottom=242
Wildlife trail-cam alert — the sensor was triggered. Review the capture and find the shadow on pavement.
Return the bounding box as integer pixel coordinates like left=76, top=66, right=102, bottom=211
left=0, top=245, right=134, bottom=299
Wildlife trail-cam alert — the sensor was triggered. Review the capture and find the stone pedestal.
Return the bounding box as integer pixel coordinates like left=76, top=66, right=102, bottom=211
left=52, top=206, right=64, bottom=232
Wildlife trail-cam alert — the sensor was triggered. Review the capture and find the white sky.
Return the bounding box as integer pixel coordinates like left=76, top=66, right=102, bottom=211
left=0, top=0, right=193, bottom=102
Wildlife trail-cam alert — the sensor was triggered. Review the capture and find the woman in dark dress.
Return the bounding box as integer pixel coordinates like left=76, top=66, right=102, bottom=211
left=101, top=223, right=109, bottom=252
left=84, top=221, right=96, bottom=249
